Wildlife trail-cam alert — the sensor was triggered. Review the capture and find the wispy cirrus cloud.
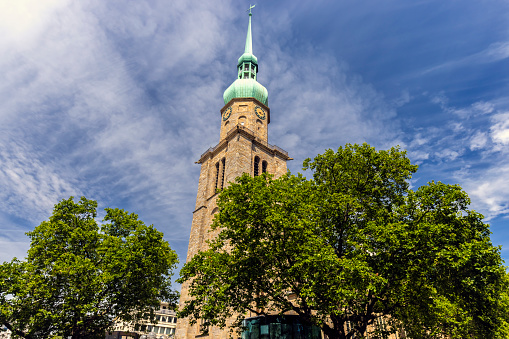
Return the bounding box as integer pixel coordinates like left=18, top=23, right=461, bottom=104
left=422, top=41, right=509, bottom=75
left=398, top=90, right=509, bottom=220
left=0, top=0, right=508, bottom=267
left=264, top=46, right=401, bottom=165
left=458, top=163, right=509, bottom=220
left=0, top=0, right=236, bottom=261
left=490, top=112, right=509, bottom=148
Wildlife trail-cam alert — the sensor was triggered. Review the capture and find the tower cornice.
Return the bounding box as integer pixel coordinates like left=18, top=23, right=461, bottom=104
left=197, top=125, right=292, bottom=164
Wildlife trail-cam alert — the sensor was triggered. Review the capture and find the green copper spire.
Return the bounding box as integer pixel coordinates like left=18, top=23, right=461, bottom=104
left=223, top=6, right=268, bottom=106
left=244, top=5, right=254, bottom=55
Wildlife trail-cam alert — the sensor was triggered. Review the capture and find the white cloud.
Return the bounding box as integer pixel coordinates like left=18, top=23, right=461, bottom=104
left=490, top=112, right=509, bottom=147
left=0, top=0, right=71, bottom=48
left=411, top=133, right=430, bottom=146
left=393, top=90, right=411, bottom=107
left=0, top=0, right=508, bottom=265
left=435, top=149, right=461, bottom=161
left=263, top=45, right=400, bottom=164
left=0, top=238, right=30, bottom=262
left=472, top=101, right=495, bottom=115
left=445, top=101, right=495, bottom=119
left=407, top=150, right=430, bottom=163
left=470, top=131, right=488, bottom=150
left=477, top=42, right=509, bottom=63
left=0, top=212, right=31, bottom=262
left=423, top=41, right=509, bottom=74
left=431, top=92, right=448, bottom=107
left=462, top=164, right=509, bottom=220
left=0, top=140, right=80, bottom=222
left=409, top=96, right=501, bottom=161
left=0, top=0, right=241, bottom=263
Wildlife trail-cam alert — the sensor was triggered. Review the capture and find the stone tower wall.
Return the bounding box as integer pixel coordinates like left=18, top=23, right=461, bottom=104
left=177, top=98, right=290, bottom=339
left=220, top=98, right=270, bottom=143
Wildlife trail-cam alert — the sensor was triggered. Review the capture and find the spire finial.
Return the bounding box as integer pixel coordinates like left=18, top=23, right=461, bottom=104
left=248, top=4, right=256, bottom=15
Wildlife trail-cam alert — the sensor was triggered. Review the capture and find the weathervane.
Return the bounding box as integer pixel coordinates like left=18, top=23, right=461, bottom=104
left=248, top=4, right=256, bottom=15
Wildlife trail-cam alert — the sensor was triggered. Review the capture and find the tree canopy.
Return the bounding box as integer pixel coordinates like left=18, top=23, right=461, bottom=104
left=178, top=143, right=509, bottom=339
left=0, top=197, right=179, bottom=339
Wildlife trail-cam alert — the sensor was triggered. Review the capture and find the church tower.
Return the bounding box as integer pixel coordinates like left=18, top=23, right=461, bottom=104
left=176, top=8, right=291, bottom=339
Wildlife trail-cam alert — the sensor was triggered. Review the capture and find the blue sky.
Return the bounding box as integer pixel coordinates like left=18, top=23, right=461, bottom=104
left=1, top=0, right=508, bottom=281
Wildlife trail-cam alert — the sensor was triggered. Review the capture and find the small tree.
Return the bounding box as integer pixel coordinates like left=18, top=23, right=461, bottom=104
left=0, top=197, right=179, bottom=339
left=178, top=143, right=509, bottom=339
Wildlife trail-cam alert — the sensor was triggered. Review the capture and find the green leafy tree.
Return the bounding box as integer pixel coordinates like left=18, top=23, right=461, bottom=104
left=0, top=197, right=179, bottom=339
left=178, top=143, right=508, bottom=339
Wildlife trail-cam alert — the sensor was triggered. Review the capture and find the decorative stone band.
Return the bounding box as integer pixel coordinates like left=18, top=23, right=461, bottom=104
left=198, top=125, right=292, bottom=164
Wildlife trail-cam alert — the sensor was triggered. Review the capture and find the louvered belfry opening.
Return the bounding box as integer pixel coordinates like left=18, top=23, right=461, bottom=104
left=221, top=158, right=226, bottom=189
left=262, top=160, right=267, bottom=174
left=254, top=156, right=260, bottom=176
left=214, top=162, right=220, bottom=190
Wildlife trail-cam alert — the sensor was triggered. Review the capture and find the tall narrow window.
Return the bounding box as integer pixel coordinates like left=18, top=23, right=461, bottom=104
left=254, top=156, right=260, bottom=176
left=262, top=160, right=268, bottom=174
left=221, top=158, right=226, bottom=190
left=214, top=162, right=220, bottom=191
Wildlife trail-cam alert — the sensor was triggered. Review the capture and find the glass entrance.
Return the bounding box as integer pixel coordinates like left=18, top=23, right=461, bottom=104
left=242, top=315, right=322, bottom=339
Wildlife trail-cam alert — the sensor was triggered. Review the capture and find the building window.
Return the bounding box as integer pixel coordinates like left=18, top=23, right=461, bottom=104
left=262, top=160, right=268, bottom=174
left=221, top=158, right=226, bottom=190
left=254, top=156, right=260, bottom=176
left=214, top=158, right=226, bottom=192
left=375, top=316, right=388, bottom=338
left=200, top=318, right=209, bottom=334
left=214, top=162, right=220, bottom=191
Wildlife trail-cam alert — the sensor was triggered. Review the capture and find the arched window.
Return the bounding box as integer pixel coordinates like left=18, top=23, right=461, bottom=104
left=256, top=119, right=262, bottom=131
left=214, top=158, right=226, bottom=192
left=214, top=162, right=220, bottom=191
left=254, top=156, right=260, bottom=176
left=262, top=160, right=268, bottom=174
left=221, top=158, right=226, bottom=190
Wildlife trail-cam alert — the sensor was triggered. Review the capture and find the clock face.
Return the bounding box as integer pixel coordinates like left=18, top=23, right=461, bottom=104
left=254, top=106, right=266, bottom=120
left=223, top=106, right=232, bottom=121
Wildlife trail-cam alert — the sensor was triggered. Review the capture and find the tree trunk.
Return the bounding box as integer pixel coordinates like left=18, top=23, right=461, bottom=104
left=323, top=315, right=348, bottom=339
